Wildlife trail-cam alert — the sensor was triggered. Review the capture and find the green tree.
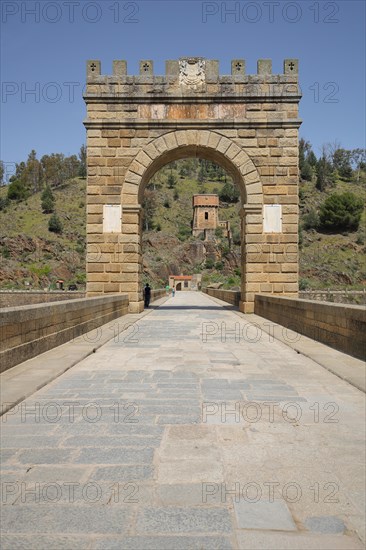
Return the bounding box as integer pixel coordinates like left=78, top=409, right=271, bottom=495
left=7, top=180, right=29, bottom=201
left=64, top=155, right=80, bottom=180
left=307, top=150, right=317, bottom=167
left=319, top=192, right=364, bottom=232
left=299, top=138, right=318, bottom=181
left=351, top=149, right=366, bottom=182
left=15, top=161, right=26, bottom=180
left=142, top=188, right=157, bottom=231
left=41, top=185, right=55, bottom=213
left=167, top=172, right=177, bottom=189
left=48, top=213, right=63, bottom=233
left=24, top=150, right=43, bottom=193
left=301, top=162, right=313, bottom=181
left=41, top=153, right=66, bottom=187
left=316, top=154, right=334, bottom=191
left=0, top=161, right=4, bottom=185
left=198, top=161, right=205, bottom=183
left=79, top=145, right=87, bottom=178
left=332, top=148, right=353, bottom=180
left=219, top=182, right=240, bottom=203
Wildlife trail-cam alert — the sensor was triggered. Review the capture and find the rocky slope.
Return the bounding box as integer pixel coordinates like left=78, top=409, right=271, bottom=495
left=0, top=161, right=365, bottom=290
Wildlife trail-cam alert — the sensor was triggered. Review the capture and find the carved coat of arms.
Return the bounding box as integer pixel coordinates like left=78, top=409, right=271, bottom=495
left=179, top=58, right=206, bottom=89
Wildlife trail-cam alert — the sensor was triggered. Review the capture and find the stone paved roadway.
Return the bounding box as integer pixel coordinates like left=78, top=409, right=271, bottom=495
left=1, top=292, right=365, bottom=549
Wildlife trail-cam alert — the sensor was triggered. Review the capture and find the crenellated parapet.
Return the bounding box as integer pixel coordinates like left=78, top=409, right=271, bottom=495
left=83, top=56, right=302, bottom=312
left=85, top=57, right=300, bottom=101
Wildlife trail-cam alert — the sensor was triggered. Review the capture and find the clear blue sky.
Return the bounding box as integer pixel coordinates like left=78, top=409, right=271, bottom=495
left=1, top=0, right=365, bottom=175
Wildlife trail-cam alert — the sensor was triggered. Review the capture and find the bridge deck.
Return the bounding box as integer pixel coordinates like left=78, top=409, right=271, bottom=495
left=1, top=291, right=364, bottom=549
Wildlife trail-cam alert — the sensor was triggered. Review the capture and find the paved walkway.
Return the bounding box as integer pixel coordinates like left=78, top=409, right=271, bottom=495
left=1, top=292, right=365, bottom=549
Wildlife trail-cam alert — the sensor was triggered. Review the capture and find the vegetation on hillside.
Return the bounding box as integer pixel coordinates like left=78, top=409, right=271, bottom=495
left=0, top=141, right=365, bottom=291
left=298, top=139, right=366, bottom=289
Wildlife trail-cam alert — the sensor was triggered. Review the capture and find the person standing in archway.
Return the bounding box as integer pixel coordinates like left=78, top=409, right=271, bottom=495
left=144, top=283, right=151, bottom=308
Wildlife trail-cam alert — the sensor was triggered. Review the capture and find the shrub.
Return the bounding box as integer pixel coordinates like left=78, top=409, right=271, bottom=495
left=177, top=225, right=191, bottom=241
left=232, top=228, right=241, bottom=245
left=48, top=213, right=63, bottom=233
left=156, top=223, right=162, bottom=231
left=0, top=196, right=9, bottom=211
left=299, top=278, right=311, bottom=290
left=356, top=225, right=366, bottom=245
left=218, top=182, right=240, bottom=203
left=205, top=258, right=214, bottom=269
left=1, top=246, right=10, bottom=258
left=41, top=185, right=55, bottom=213
left=298, top=225, right=303, bottom=248
left=167, top=173, right=177, bottom=189
left=319, top=192, right=364, bottom=232
left=302, top=208, right=319, bottom=230
left=163, top=199, right=170, bottom=208
left=215, top=227, right=224, bottom=238
left=215, top=261, right=223, bottom=270
left=7, top=180, right=28, bottom=201
left=41, top=197, right=55, bottom=214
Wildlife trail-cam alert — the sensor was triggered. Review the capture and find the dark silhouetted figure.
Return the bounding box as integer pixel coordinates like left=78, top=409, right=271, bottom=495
left=144, top=283, right=151, bottom=308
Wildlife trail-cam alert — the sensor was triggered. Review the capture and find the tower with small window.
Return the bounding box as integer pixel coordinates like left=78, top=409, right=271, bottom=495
left=192, top=194, right=220, bottom=238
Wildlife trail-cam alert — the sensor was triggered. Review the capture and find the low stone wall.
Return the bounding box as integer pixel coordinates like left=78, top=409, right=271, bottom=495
left=150, top=289, right=167, bottom=302
left=203, top=288, right=241, bottom=307
left=0, top=295, right=129, bottom=373
left=0, top=291, right=85, bottom=308
left=254, top=294, right=366, bottom=361
left=299, top=290, right=366, bottom=306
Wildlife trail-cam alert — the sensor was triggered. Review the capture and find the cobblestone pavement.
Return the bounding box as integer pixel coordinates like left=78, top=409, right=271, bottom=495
left=1, top=292, right=365, bottom=549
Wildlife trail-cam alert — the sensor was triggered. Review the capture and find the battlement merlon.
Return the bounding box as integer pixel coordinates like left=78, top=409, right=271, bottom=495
left=85, top=58, right=301, bottom=101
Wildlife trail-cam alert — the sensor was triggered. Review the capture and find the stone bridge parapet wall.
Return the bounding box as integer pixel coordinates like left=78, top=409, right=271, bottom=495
left=0, top=291, right=85, bottom=308
left=0, top=295, right=129, bottom=373
left=203, top=288, right=241, bottom=306
left=255, top=294, right=366, bottom=361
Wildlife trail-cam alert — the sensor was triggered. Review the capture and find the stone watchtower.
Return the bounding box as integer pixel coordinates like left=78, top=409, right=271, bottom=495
left=192, top=194, right=219, bottom=238
left=84, top=57, right=301, bottom=313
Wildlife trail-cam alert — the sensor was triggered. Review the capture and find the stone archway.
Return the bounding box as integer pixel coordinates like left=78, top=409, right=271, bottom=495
left=121, top=131, right=263, bottom=313
left=84, top=56, right=301, bottom=313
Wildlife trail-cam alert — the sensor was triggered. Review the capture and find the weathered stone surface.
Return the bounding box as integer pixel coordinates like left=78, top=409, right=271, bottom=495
left=84, top=58, right=301, bottom=309
left=234, top=499, right=297, bottom=531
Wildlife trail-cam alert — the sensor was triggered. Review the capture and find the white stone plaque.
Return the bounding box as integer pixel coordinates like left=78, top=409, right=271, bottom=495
left=103, top=205, right=121, bottom=233
left=263, top=205, right=282, bottom=233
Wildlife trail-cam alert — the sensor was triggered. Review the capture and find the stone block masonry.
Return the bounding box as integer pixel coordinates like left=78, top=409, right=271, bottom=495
left=84, top=57, right=302, bottom=313
left=0, top=295, right=128, bottom=372
left=255, top=294, right=366, bottom=361
left=203, top=288, right=241, bottom=307
left=0, top=291, right=85, bottom=308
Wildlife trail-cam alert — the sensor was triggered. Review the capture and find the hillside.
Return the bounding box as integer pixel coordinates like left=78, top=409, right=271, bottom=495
left=299, top=178, right=366, bottom=289
left=0, top=158, right=365, bottom=291
left=0, top=179, right=86, bottom=289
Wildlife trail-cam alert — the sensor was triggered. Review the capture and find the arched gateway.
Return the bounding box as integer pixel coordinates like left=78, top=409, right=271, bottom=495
left=84, top=57, right=302, bottom=313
